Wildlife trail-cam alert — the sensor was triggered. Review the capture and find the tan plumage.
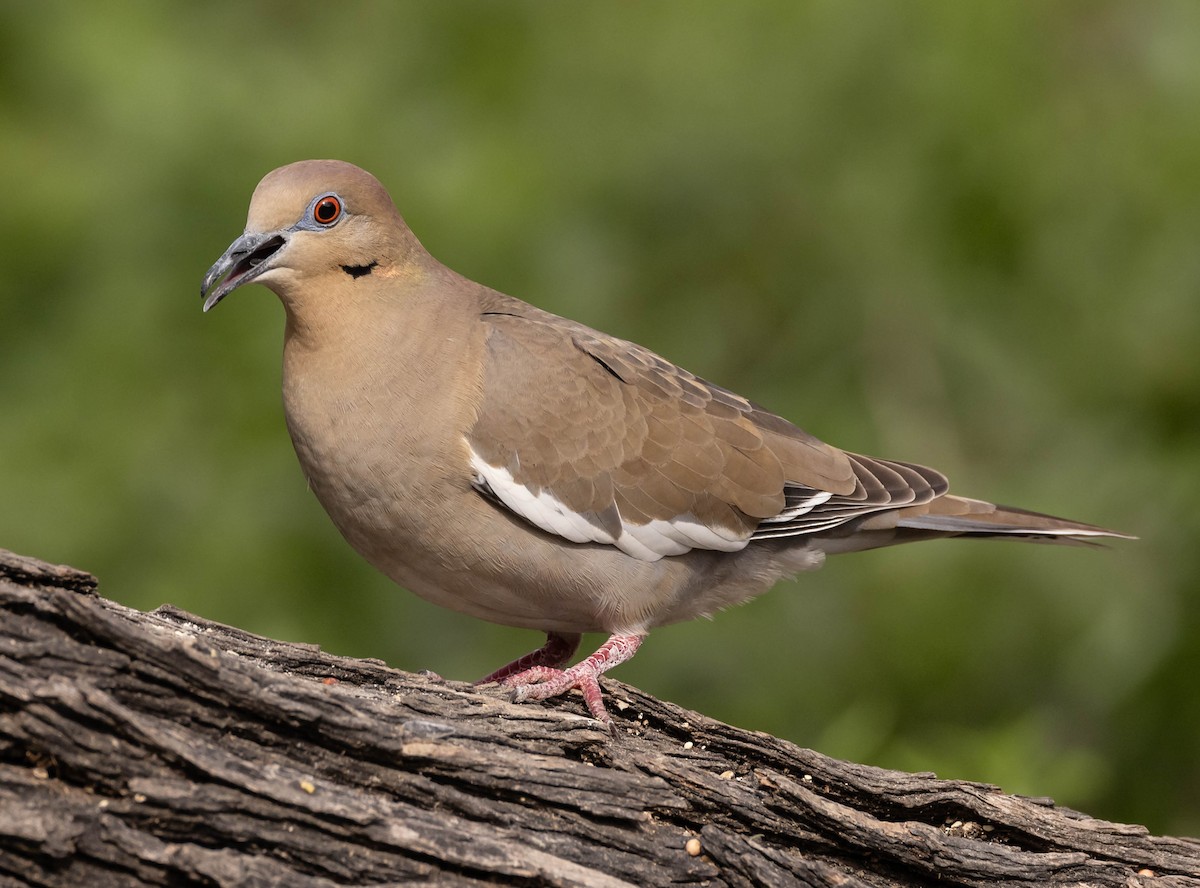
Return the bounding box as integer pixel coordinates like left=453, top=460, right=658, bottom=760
left=201, top=159, right=1131, bottom=725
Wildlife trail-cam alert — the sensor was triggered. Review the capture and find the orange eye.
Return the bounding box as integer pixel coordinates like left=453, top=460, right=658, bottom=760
left=313, top=195, right=342, bottom=225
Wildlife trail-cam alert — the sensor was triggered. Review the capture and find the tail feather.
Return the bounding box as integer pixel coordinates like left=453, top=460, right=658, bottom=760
left=890, top=494, right=1134, bottom=542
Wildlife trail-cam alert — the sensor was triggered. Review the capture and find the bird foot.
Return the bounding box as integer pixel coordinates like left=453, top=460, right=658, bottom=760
left=475, top=631, right=581, bottom=685
left=501, top=633, right=644, bottom=725
left=506, top=665, right=609, bottom=721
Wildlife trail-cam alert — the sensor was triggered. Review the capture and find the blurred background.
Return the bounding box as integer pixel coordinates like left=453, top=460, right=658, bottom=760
left=2, top=2, right=1197, bottom=835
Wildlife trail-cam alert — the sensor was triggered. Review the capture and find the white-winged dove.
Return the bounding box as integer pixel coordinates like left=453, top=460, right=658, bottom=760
left=201, top=160, right=1130, bottom=725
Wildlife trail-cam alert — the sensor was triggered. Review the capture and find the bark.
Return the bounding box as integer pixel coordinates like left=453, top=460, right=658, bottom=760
left=0, top=547, right=1196, bottom=887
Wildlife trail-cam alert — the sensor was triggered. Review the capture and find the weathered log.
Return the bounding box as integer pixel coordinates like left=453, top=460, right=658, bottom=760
left=0, top=547, right=1196, bottom=887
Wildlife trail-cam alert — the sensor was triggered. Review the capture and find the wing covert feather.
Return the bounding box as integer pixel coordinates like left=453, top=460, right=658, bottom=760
left=466, top=300, right=946, bottom=558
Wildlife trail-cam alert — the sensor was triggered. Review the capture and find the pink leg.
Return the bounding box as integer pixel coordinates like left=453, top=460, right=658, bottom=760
left=475, top=632, right=581, bottom=685
left=503, top=633, right=645, bottom=724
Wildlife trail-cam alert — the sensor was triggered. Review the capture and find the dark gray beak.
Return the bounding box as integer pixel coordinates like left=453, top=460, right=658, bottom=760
left=200, top=231, right=288, bottom=312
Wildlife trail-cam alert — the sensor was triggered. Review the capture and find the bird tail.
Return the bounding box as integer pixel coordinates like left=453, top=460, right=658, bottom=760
left=888, top=494, right=1134, bottom=544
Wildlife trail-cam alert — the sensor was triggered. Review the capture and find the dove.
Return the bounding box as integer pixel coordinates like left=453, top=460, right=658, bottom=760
left=201, top=160, right=1129, bottom=725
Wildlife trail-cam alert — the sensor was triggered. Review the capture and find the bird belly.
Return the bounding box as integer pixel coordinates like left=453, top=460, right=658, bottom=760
left=282, top=400, right=642, bottom=632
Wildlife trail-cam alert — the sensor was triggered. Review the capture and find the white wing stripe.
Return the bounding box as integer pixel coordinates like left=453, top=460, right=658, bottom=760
left=470, top=453, right=617, bottom=546
left=761, top=490, right=833, bottom=523
left=637, top=517, right=746, bottom=552
left=469, top=449, right=750, bottom=562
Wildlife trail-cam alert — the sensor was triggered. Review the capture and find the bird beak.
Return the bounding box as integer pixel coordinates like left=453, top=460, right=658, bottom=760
left=200, top=230, right=288, bottom=312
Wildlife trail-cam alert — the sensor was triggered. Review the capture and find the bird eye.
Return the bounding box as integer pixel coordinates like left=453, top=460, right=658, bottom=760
left=313, top=195, right=342, bottom=225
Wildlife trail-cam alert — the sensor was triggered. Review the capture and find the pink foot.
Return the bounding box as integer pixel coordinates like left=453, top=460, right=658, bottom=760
left=502, top=634, right=644, bottom=724
left=475, top=632, right=581, bottom=685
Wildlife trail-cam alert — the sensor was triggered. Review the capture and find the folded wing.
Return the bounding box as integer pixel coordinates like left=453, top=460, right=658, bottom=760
left=466, top=296, right=957, bottom=561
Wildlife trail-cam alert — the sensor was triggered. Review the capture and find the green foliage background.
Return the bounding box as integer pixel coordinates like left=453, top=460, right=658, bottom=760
left=2, top=2, right=1196, bottom=835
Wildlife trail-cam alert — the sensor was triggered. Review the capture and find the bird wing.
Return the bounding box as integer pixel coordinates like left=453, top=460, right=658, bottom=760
left=466, top=298, right=946, bottom=561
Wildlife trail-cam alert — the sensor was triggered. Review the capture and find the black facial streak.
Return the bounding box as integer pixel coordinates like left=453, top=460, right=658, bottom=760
left=341, top=261, right=378, bottom=279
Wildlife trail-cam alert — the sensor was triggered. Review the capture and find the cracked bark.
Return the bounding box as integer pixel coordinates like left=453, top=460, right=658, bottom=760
left=0, top=547, right=1196, bottom=887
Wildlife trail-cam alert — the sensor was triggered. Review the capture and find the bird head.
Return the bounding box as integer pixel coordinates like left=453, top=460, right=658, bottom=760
left=200, top=160, right=418, bottom=312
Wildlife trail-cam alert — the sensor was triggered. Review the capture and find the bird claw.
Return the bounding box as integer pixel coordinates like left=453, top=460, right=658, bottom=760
left=493, top=633, right=644, bottom=727
left=505, top=665, right=611, bottom=724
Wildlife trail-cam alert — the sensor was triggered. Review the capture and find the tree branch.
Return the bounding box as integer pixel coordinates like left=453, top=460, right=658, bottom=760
left=1, top=547, right=1196, bottom=887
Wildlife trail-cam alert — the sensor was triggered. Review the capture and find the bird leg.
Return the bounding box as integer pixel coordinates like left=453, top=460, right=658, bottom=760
left=475, top=631, right=581, bottom=685
left=502, top=633, right=645, bottom=724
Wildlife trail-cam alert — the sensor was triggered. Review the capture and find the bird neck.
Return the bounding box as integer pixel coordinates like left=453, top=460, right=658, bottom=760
left=278, top=265, right=488, bottom=507
left=279, top=261, right=483, bottom=402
